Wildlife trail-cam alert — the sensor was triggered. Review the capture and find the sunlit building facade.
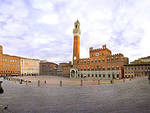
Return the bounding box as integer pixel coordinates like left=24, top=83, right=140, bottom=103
left=124, top=56, right=150, bottom=78
left=131, top=56, right=150, bottom=64
left=21, top=58, right=40, bottom=76
left=124, top=64, right=150, bottom=78
left=0, top=45, right=21, bottom=76
left=0, top=44, right=40, bottom=76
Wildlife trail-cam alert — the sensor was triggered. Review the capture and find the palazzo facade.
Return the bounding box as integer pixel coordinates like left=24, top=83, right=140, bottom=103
left=70, top=20, right=129, bottom=79
left=21, top=57, right=40, bottom=76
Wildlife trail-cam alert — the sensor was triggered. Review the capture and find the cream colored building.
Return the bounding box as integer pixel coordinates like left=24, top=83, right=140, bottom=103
left=20, top=58, right=40, bottom=76
left=141, top=56, right=150, bottom=63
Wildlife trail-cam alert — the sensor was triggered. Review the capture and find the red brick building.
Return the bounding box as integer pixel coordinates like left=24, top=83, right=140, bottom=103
left=70, top=20, right=129, bottom=79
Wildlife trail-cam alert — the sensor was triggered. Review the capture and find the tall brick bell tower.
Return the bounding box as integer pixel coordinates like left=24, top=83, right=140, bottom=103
left=73, top=20, right=81, bottom=64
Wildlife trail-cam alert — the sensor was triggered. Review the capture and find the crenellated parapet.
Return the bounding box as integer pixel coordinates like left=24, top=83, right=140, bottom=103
left=89, top=45, right=112, bottom=58
left=111, top=53, right=124, bottom=57
left=89, top=45, right=111, bottom=52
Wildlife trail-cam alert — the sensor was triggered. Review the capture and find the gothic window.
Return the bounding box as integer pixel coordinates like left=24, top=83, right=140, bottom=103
left=107, top=59, right=110, bottom=62
left=103, top=59, right=105, bottom=62
left=112, top=67, right=114, bottom=70
left=95, top=60, right=97, bottom=63
left=107, top=68, right=110, bottom=70
left=116, top=67, right=119, bottom=70
left=95, top=74, right=97, bottom=77
left=99, top=74, right=101, bottom=77
left=99, top=59, right=101, bottom=63
left=97, top=65, right=99, bottom=68
left=116, top=57, right=119, bottom=62
left=117, top=74, right=119, bottom=78
left=75, top=25, right=77, bottom=28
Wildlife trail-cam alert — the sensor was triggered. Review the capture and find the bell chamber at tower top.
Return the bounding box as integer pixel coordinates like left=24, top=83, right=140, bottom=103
left=73, top=20, right=81, bottom=36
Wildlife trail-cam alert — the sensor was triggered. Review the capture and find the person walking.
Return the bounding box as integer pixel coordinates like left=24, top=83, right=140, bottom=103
left=0, top=81, right=4, bottom=94
left=0, top=81, right=8, bottom=112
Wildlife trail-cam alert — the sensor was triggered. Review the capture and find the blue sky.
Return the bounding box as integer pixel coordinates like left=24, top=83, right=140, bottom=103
left=0, top=0, right=150, bottom=63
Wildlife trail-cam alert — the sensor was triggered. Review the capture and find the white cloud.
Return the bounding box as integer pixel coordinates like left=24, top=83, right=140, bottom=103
left=37, top=14, right=59, bottom=24
left=31, top=0, right=54, bottom=11
left=47, top=57, right=70, bottom=63
left=0, top=0, right=150, bottom=63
